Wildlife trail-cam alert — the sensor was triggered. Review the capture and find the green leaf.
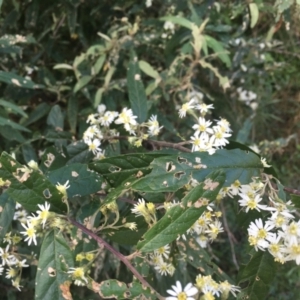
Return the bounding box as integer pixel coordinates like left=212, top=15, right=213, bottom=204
left=93, top=54, right=106, bottom=75
left=74, top=75, right=93, bottom=93
left=88, top=152, right=168, bottom=188
left=127, top=50, right=148, bottom=123
left=0, top=71, right=44, bottom=89
left=249, top=3, right=259, bottom=29
left=205, top=35, right=231, bottom=68
left=0, top=193, right=15, bottom=241
left=67, top=95, right=78, bottom=133
left=97, top=279, right=156, bottom=299
left=291, top=194, right=300, bottom=209
left=22, top=143, right=38, bottom=163
left=47, top=105, right=64, bottom=130
left=0, top=152, right=67, bottom=213
left=47, top=163, right=103, bottom=198
left=236, top=118, right=253, bottom=143
left=53, top=64, right=73, bottom=70
left=160, top=15, right=194, bottom=30
left=94, top=87, right=104, bottom=108
left=138, top=60, right=160, bottom=79
left=237, top=251, right=277, bottom=300
left=137, top=170, right=225, bottom=252
left=23, top=102, right=51, bottom=126
left=66, top=141, right=94, bottom=164
left=0, top=116, right=31, bottom=132
left=35, top=230, right=74, bottom=300
left=0, top=99, right=28, bottom=117
left=131, top=149, right=262, bottom=193
left=0, top=126, right=25, bottom=142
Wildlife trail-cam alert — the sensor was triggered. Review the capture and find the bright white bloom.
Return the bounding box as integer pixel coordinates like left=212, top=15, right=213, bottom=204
left=145, top=0, right=152, bottom=7
left=56, top=180, right=70, bottom=197
left=248, top=218, right=275, bottom=251
left=238, top=193, right=269, bottom=212
left=178, top=100, right=195, bottom=118
left=6, top=267, right=18, bottom=279
left=97, top=104, right=106, bottom=115
left=87, top=138, right=102, bottom=154
left=166, top=281, right=198, bottom=300
left=195, top=103, right=214, bottom=114
left=36, top=202, right=51, bottom=228
left=20, top=221, right=37, bottom=246
left=115, top=108, right=138, bottom=129
left=16, top=259, right=29, bottom=268
left=163, top=21, right=175, bottom=34
left=190, top=133, right=215, bottom=154
left=196, top=234, right=208, bottom=248
left=86, top=114, right=99, bottom=124
left=212, top=126, right=231, bottom=147
left=0, top=245, right=14, bottom=266
left=147, top=115, right=163, bottom=136
left=84, top=125, right=102, bottom=139
left=99, top=111, right=118, bottom=127
left=154, top=245, right=170, bottom=259
left=219, top=281, right=241, bottom=297
left=205, top=220, right=224, bottom=240
left=131, top=198, right=147, bottom=217
left=155, top=261, right=169, bottom=276
left=280, top=221, right=300, bottom=245
left=192, top=117, right=213, bottom=137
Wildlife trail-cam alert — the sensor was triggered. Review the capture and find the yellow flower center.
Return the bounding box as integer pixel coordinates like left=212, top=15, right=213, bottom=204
left=257, top=228, right=267, bottom=239
left=247, top=198, right=257, bottom=209
left=178, top=292, right=187, bottom=300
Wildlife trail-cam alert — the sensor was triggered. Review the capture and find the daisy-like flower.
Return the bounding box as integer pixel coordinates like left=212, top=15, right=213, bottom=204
left=192, top=117, right=213, bottom=137
left=178, top=100, right=195, bottom=118
left=99, top=111, right=118, bottom=127
left=20, top=221, right=37, bottom=246
left=216, top=118, right=231, bottom=133
left=205, top=220, right=224, bottom=240
left=12, top=278, right=23, bottom=291
left=195, top=103, right=214, bottom=115
left=67, top=267, right=88, bottom=284
left=154, top=244, right=170, bottom=259
left=147, top=115, right=163, bottom=136
left=131, top=198, right=148, bottom=217
left=155, top=261, right=169, bottom=276
left=248, top=218, right=274, bottom=251
left=56, top=180, right=70, bottom=197
left=84, top=125, right=102, bottom=139
left=115, top=107, right=138, bottom=129
left=6, top=267, right=18, bottom=279
left=87, top=138, right=102, bottom=155
left=36, top=202, right=51, bottom=228
left=261, top=157, right=271, bottom=168
left=97, top=104, right=106, bottom=115
left=238, top=193, right=269, bottom=213
left=166, top=281, right=198, bottom=300
left=15, top=259, right=29, bottom=268
left=86, top=114, right=99, bottom=125
left=283, top=243, right=300, bottom=265
left=280, top=221, right=300, bottom=245
left=0, top=245, right=14, bottom=266
left=219, top=280, right=241, bottom=297
left=212, top=126, right=231, bottom=147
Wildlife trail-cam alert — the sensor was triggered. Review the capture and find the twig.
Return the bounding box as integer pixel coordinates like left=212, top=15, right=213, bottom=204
left=283, top=186, right=300, bottom=196
left=220, top=202, right=239, bottom=270
left=68, top=218, right=163, bottom=299
left=104, top=135, right=191, bottom=153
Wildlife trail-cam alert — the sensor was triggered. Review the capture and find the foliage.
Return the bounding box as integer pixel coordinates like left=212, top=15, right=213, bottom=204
left=0, top=0, right=300, bottom=299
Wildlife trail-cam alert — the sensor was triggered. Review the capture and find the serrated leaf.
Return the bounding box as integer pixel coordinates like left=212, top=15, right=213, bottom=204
left=127, top=50, right=148, bottom=123
left=137, top=170, right=225, bottom=252
left=237, top=251, right=277, bottom=300
left=47, top=163, right=103, bottom=198
left=47, top=105, right=64, bottom=130
left=160, top=15, right=193, bottom=30
left=138, top=60, right=160, bottom=79
left=131, top=149, right=262, bottom=193
left=0, top=152, right=67, bottom=213
left=0, top=193, right=15, bottom=240
left=97, top=279, right=156, bottom=299
left=88, top=152, right=168, bottom=188
left=249, top=3, right=259, bottom=28
left=35, top=230, right=74, bottom=300
left=205, top=35, right=231, bottom=68
left=0, top=71, right=44, bottom=89
left=0, top=99, right=28, bottom=117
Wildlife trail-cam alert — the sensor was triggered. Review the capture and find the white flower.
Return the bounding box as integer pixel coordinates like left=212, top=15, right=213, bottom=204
left=195, top=103, right=214, bottom=115
left=6, top=267, right=18, bottom=279
left=196, top=234, right=208, bottom=248
left=115, top=108, right=137, bottom=127
left=238, top=193, right=269, bottom=213
left=192, top=117, right=213, bottom=137
left=97, top=104, right=106, bottom=115
left=56, top=180, right=70, bottom=197
left=20, top=221, right=37, bottom=246
left=212, top=126, right=231, bottom=147
left=147, top=115, right=163, bottom=136
left=205, top=220, right=224, bottom=240
left=145, top=0, right=152, bottom=7
left=154, top=261, right=169, bottom=276
left=178, top=99, right=195, bottom=118
left=68, top=267, right=88, bottom=284
left=154, top=244, right=170, bottom=259
left=87, top=138, right=102, bottom=155
left=0, top=245, right=14, bottom=266
left=163, top=21, right=175, bottom=34
left=166, top=281, right=198, bottom=300
left=261, top=157, right=271, bottom=168
left=36, top=202, right=51, bottom=228
left=99, top=111, right=118, bottom=127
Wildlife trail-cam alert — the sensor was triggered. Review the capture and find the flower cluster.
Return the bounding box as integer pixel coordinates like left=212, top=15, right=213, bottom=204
left=178, top=97, right=232, bottom=155
left=83, top=104, right=163, bottom=158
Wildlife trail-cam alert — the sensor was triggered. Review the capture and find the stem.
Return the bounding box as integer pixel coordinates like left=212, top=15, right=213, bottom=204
left=104, top=135, right=191, bottom=153
left=68, top=218, right=163, bottom=299
left=283, top=186, right=300, bottom=196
